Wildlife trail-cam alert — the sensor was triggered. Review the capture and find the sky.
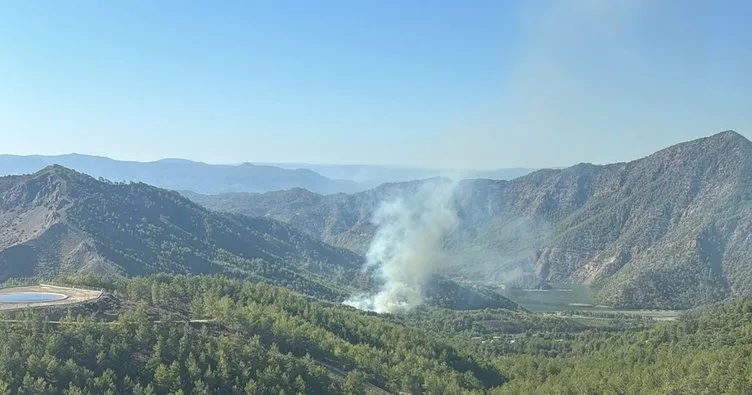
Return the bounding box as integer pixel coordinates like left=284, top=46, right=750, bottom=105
left=0, top=0, right=751, bottom=170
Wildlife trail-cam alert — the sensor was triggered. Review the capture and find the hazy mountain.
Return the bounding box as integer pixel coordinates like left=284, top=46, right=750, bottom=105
left=0, top=154, right=534, bottom=196
left=187, top=130, right=752, bottom=309
left=0, top=154, right=359, bottom=195
left=255, top=162, right=537, bottom=188
left=0, top=165, right=516, bottom=310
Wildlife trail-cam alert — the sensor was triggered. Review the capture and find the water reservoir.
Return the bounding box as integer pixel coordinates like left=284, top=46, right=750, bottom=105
left=0, top=292, right=68, bottom=303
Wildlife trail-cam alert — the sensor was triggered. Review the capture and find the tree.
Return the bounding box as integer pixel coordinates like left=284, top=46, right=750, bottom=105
left=343, top=370, right=366, bottom=395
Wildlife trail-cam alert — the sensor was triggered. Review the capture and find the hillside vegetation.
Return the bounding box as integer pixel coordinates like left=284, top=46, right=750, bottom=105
left=0, top=275, right=508, bottom=394
left=2, top=275, right=752, bottom=394
left=187, top=131, right=752, bottom=309
left=0, top=165, right=364, bottom=301
left=0, top=166, right=515, bottom=311
left=492, top=299, right=752, bottom=394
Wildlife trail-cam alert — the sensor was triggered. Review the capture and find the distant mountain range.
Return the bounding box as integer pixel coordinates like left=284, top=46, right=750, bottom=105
left=0, top=154, right=534, bottom=195
left=0, top=154, right=359, bottom=195
left=186, top=130, right=752, bottom=309
left=253, top=162, right=537, bottom=189
left=0, top=165, right=516, bottom=310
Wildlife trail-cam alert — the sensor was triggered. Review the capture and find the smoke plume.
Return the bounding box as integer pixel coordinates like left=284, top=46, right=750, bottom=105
left=344, top=178, right=459, bottom=313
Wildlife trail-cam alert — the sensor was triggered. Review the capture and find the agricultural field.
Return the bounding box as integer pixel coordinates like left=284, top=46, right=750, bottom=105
left=505, top=284, right=681, bottom=321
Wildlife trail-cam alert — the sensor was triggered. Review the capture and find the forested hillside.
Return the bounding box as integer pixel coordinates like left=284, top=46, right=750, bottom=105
left=0, top=166, right=515, bottom=311
left=188, top=131, right=752, bottom=309
left=2, top=275, right=752, bottom=394
left=0, top=275, right=508, bottom=394
left=0, top=165, right=365, bottom=300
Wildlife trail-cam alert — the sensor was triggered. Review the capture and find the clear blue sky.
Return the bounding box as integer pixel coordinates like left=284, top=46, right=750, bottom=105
left=1, top=0, right=750, bottom=169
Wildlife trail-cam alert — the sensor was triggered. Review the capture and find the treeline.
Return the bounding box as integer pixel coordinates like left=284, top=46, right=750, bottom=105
left=0, top=275, right=507, bottom=394
left=389, top=308, right=590, bottom=338
left=3, top=274, right=752, bottom=394
left=125, top=275, right=505, bottom=393
left=0, top=309, right=330, bottom=394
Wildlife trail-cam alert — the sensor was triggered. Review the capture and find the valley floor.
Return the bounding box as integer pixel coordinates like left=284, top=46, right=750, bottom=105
left=505, top=284, right=682, bottom=320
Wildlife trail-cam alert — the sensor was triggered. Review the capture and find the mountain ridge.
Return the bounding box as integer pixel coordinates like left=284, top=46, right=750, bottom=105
left=0, top=154, right=359, bottom=195
left=0, top=165, right=363, bottom=297
left=186, top=130, right=752, bottom=309
left=0, top=165, right=518, bottom=311
left=0, top=153, right=536, bottom=195
left=253, top=162, right=537, bottom=188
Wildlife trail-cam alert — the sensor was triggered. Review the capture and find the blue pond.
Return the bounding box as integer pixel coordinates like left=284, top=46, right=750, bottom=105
left=0, top=292, right=67, bottom=303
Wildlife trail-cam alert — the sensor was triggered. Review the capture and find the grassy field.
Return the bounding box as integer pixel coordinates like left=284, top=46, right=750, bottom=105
left=505, top=283, right=681, bottom=320
left=505, top=284, right=597, bottom=312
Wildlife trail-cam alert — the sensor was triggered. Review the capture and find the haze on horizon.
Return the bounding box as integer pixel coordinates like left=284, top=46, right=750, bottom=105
left=1, top=0, right=750, bottom=170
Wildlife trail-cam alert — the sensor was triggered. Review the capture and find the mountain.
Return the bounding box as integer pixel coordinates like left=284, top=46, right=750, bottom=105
left=0, top=154, right=359, bottom=194
left=0, top=165, right=517, bottom=310
left=0, top=154, right=534, bottom=195
left=186, top=130, right=752, bottom=309
left=0, top=165, right=368, bottom=299
left=254, top=162, right=536, bottom=189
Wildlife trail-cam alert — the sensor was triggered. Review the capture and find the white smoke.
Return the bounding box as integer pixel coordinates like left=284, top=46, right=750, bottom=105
left=344, top=178, right=459, bottom=313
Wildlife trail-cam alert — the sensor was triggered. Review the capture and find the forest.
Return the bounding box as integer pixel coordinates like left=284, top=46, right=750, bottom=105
left=0, top=275, right=504, bottom=394
left=0, top=275, right=750, bottom=394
